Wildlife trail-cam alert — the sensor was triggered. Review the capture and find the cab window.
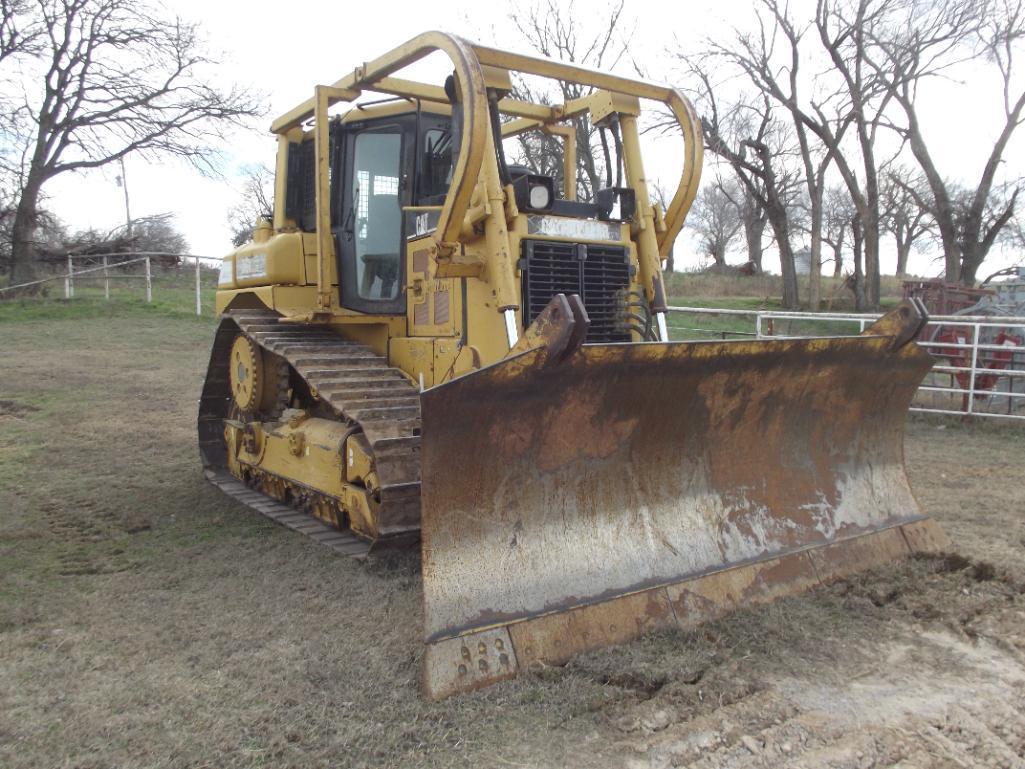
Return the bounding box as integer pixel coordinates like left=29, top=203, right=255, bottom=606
left=352, top=128, right=402, bottom=301
left=419, top=127, right=453, bottom=203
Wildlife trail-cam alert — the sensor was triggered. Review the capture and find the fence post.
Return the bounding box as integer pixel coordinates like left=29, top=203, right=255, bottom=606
left=967, top=323, right=980, bottom=417
left=66, top=255, right=74, bottom=298
left=103, top=255, right=110, bottom=300
left=194, top=256, right=201, bottom=315
left=145, top=255, right=152, bottom=303
left=755, top=312, right=762, bottom=339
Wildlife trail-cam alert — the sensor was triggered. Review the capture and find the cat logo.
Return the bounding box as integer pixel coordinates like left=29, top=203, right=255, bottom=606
left=407, top=209, right=440, bottom=240
left=415, top=212, right=431, bottom=236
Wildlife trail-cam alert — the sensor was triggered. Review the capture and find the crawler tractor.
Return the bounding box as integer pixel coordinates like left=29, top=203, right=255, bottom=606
left=199, top=32, right=948, bottom=699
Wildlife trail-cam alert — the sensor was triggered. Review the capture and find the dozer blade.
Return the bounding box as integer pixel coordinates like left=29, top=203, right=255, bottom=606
left=419, top=300, right=949, bottom=699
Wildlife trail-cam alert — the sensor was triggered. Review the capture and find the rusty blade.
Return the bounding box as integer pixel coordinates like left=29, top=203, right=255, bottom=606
left=419, top=334, right=935, bottom=644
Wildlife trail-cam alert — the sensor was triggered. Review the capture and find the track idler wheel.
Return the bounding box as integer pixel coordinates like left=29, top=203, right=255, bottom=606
left=229, top=333, right=288, bottom=419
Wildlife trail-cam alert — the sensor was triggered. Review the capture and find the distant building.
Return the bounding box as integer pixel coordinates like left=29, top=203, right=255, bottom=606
left=794, top=247, right=811, bottom=276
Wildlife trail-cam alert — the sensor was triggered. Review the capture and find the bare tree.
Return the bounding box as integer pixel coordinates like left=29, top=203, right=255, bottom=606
left=706, top=1, right=859, bottom=309
left=822, top=184, right=856, bottom=278
left=1002, top=208, right=1025, bottom=251
left=941, top=181, right=1022, bottom=268
left=866, top=0, right=1023, bottom=285
left=50, top=212, right=187, bottom=260
left=227, top=164, right=274, bottom=247
left=0, top=0, right=39, bottom=64
left=510, top=113, right=569, bottom=191
left=690, top=178, right=744, bottom=268
left=129, top=213, right=188, bottom=256
left=2, top=0, right=262, bottom=285
left=688, top=68, right=804, bottom=307
left=510, top=0, right=630, bottom=199
left=720, top=176, right=768, bottom=273
left=881, top=165, right=932, bottom=276
left=698, top=0, right=890, bottom=308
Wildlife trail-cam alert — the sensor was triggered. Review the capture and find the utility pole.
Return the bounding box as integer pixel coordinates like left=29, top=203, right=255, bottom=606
left=116, top=157, right=133, bottom=238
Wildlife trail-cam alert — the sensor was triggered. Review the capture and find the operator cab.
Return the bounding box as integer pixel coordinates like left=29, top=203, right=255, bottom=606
left=283, top=79, right=636, bottom=319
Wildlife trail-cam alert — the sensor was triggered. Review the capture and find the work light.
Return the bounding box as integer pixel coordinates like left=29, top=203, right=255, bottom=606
left=513, top=173, right=555, bottom=212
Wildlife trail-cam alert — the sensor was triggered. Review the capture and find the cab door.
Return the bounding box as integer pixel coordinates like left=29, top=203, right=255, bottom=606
left=336, top=120, right=411, bottom=315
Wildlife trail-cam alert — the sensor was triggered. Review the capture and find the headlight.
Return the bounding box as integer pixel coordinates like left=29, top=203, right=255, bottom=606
left=529, top=183, right=551, bottom=210
left=513, top=173, right=555, bottom=212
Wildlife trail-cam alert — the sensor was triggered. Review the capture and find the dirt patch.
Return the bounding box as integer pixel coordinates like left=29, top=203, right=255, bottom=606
left=583, top=556, right=1025, bottom=768
left=0, top=311, right=1023, bottom=768
left=0, top=398, right=39, bottom=419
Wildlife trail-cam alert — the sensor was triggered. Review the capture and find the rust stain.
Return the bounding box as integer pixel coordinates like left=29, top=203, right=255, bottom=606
left=535, top=387, right=639, bottom=473
left=419, top=311, right=940, bottom=665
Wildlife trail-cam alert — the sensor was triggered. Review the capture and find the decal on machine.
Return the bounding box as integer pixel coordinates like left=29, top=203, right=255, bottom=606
left=406, top=209, right=441, bottom=240
left=235, top=253, right=267, bottom=280
left=527, top=215, right=620, bottom=241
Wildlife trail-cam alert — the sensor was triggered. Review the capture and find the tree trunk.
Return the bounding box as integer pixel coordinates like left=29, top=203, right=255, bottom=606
left=712, top=243, right=727, bottom=267
left=808, top=198, right=823, bottom=312
left=8, top=179, right=43, bottom=286
left=862, top=213, right=881, bottom=309
left=832, top=241, right=843, bottom=277
left=664, top=244, right=675, bottom=274
left=742, top=199, right=765, bottom=272
left=902, top=106, right=961, bottom=282
left=778, top=240, right=799, bottom=309
left=943, top=244, right=962, bottom=283
left=895, top=233, right=910, bottom=278
left=768, top=207, right=799, bottom=309
left=850, top=216, right=868, bottom=311
left=960, top=244, right=982, bottom=286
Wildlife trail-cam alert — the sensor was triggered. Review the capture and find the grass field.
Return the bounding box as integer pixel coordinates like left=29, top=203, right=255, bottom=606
left=1, top=294, right=1024, bottom=768
left=661, top=271, right=908, bottom=341
left=0, top=263, right=904, bottom=339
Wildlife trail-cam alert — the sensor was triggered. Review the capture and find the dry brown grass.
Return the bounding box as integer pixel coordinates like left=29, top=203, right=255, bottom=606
left=1, top=308, right=1022, bottom=768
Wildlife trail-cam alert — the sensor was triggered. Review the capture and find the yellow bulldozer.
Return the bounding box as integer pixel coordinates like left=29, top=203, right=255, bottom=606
left=198, top=32, right=948, bottom=699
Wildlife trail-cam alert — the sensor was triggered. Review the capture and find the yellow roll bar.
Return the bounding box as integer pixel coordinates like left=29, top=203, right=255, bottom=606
left=271, top=31, right=703, bottom=309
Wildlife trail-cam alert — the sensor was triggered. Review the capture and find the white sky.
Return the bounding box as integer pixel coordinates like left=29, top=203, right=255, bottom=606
left=41, top=0, right=1025, bottom=279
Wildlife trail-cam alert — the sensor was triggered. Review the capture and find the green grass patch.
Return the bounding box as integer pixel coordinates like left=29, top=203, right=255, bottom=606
left=0, top=267, right=220, bottom=323
left=663, top=293, right=903, bottom=340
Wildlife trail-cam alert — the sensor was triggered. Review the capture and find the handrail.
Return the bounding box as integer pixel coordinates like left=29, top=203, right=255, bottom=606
left=666, top=304, right=1025, bottom=421
left=0, top=256, right=149, bottom=292
left=668, top=305, right=1025, bottom=325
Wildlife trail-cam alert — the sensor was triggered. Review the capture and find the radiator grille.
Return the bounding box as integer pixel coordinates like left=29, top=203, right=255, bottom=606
left=520, top=239, right=632, bottom=343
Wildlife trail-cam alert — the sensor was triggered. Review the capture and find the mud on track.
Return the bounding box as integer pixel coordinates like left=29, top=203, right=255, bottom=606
left=0, top=311, right=1023, bottom=768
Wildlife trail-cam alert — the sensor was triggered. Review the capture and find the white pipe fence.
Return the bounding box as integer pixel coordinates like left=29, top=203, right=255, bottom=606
left=0, top=252, right=215, bottom=315
left=667, top=305, right=1025, bottom=422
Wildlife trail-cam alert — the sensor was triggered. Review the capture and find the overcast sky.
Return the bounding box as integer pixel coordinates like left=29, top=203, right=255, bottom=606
left=40, top=0, right=1025, bottom=279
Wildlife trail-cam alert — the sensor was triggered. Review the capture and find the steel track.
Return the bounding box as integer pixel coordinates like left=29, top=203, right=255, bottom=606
left=198, top=309, right=421, bottom=558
